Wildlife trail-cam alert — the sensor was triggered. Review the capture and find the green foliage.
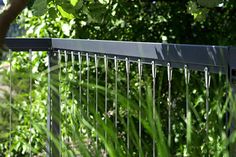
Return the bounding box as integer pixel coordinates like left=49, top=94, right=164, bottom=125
left=31, top=0, right=47, bottom=16
left=1, top=0, right=236, bottom=156
left=57, top=5, right=75, bottom=20
left=197, top=0, right=223, bottom=8
left=187, top=1, right=209, bottom=22
left=70, top=0, right=78, bottom=7
left=0, top=51, right=48, bottom=156
left=17, top=0, right=236, bottom=45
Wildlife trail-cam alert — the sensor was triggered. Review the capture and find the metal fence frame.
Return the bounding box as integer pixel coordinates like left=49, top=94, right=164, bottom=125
left=5, top=38, right=236, bottom=157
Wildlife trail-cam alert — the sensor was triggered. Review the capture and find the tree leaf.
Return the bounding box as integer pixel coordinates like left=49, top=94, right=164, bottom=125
left=48, top=7, right=58, bottom=19
left=76, top=0, right=83, bottom=9
left=98, top=0, right=109, bottom=5
left=85, top=3, right=106, bottom=23
left=31, top=0, right=47, bottom=16
left=70, top=0, right=78, bottom=7
left=57, top=5, right=74, bottom=19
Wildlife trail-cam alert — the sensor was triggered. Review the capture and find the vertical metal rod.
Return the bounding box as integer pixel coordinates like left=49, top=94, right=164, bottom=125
left=114, top=56, right=118, bottom=149
left=152, top=61, right=156, bottom=157
left=64, top=50, right=68, bottom=112
left=184, top=65, right=191, bottom=154
left=71, top=51, right=75, bottom=115
left=58, top=51, right=62, bottom=86
left=64, top=50, right=68, bottom=67
left=71, top=51, right=75, bottom=144
left=78, top=52, right=82, bottom=116
left=86, top=53, right=90, bottom=117
left=9, top=49, right=12, bottom=157
left=104, top=55, right=108, bottom=156
left=29, top=49, right=32, bottom=157
left=64, top=50, right=68, bottom=144
left=77, top=51, right=82, bottom=138
left=58, top=51, right=61, bottom=97
left=167, top=63, right=172, bottom=147
left=138, top=59, right=142, bottom=157
left=58, top=50, right=62, bottom=153
left=125, top=58, right=130, bottom=155
left=95, top=54, right=98, bottom=149
left=204, top=67, right=210, bottom=145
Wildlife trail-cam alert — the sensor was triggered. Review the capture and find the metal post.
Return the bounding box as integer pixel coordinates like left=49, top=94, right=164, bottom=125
left=47, top=50, right=61, bottom=157
left=229, top=47, right=236, bottom=157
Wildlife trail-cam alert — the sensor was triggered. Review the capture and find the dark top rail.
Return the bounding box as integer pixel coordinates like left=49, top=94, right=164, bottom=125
left=6, top=38, right=236, bottom=74
left=6, top=38, right=52, bottom=51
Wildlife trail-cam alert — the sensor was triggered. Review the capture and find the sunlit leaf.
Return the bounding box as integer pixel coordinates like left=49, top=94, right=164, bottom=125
left=70, top=0, right=78, bottom=7
left=57, top=5, right=74, bottom=19
left=98, top=0, right=109, bottom=5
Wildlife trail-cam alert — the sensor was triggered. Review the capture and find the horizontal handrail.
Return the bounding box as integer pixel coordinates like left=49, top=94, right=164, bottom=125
left=5, top=38, right=236, bottom=74
left=6, top=38, right=52, bottom=51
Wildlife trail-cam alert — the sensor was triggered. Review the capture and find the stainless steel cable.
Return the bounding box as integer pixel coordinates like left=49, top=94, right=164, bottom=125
left=138, top=59, right=142, bottom=157
left=78, top=52, right=82, bottom=117
left=64, top=50, right=69, bottom=144
left=125, top=58, right=130, bottom=155
left=204, top=67, right=210, bottom=145
left=114, top=56, right=118, bottom=149
left=86, top=53, right=90, bottom=117
left=104, top=55, right=108, bottom=157
left=167, top=63, right=172, bottom=147
left=64, top=50, right=68, bottom=67
left=58, top=50, right=62, bottom=153
left=184, top=65, right=191, bottom=154
left=71, top=51, right=75, bottom=116
left=152, top=61, right=156, bottom=157
left=71, top=51, right=76, bottom=146
left=95, top=54, right=98, bottom=149
left=29, top=49, right=32, bottom=157
left=9, top=49, right=12, bottom=156
left=64, top=50, right=68, bottom=108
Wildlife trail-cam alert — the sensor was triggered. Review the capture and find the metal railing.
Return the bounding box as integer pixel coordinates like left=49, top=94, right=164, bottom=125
left=4, top=38, right=236, bottom=157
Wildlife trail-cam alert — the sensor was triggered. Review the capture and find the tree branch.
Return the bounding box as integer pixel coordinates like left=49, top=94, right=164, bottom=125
left=0, top=0, right=28, bottom=48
